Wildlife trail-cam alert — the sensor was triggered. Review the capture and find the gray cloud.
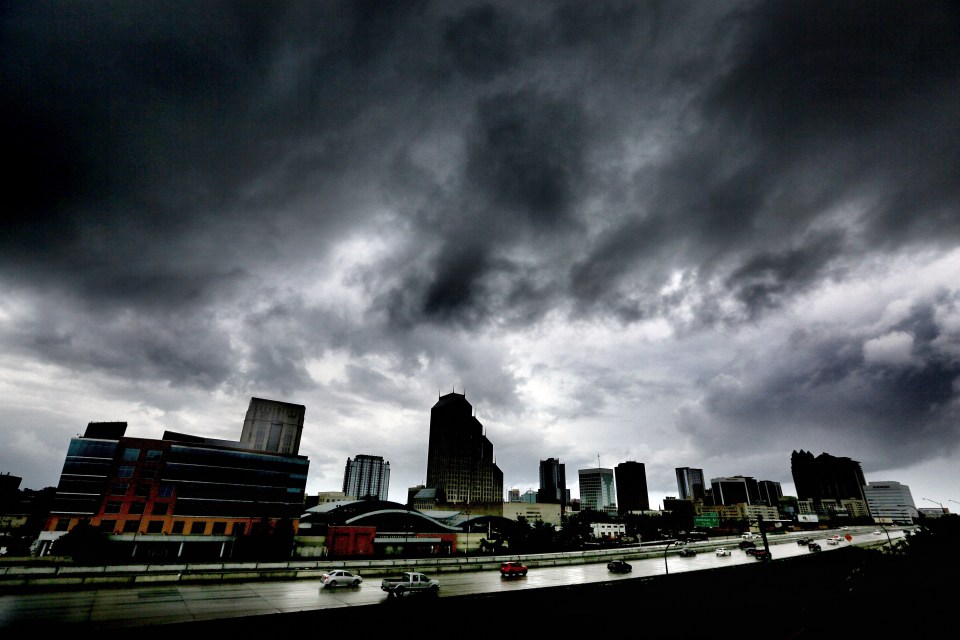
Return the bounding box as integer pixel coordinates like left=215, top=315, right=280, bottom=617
left=2, top=1, right=959, bottom=507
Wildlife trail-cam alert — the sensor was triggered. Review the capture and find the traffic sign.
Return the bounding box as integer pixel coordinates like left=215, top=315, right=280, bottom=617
left=694, top=513, right=719, bottom=528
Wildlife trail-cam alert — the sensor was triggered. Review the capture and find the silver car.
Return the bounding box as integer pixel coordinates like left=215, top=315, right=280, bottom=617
left=320, top=569, right=363, bottom=588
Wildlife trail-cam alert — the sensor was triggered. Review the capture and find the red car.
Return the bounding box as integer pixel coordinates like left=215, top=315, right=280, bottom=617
left=499, top=561, right=528, bottom=577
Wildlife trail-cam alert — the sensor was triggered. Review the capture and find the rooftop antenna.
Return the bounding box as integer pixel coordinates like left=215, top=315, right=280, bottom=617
left=597, top=453, right=601, bottom=468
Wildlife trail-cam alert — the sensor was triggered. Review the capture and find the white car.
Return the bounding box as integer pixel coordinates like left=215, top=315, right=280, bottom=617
left=826, top=536, right=841, bottom=545
left=320, top=569, right=363, bottom=588
left=715, top=547, right=732, bottom=557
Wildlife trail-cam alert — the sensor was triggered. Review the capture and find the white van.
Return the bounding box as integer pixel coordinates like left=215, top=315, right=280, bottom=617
left=741, top=533, right=759, bottom=540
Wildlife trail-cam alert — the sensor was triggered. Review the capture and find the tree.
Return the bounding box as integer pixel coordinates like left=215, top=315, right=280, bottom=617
left=50, top=519, right=114, bottom=565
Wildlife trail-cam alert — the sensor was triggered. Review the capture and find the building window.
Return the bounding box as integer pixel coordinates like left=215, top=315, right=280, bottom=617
left=123, top=520, right=140, bottom=533
left=212, top=522, right=227, bottom=535
left=54, top=518, right=70, bottom=531
left=157, top=484, right=174, bottom=498
left=122, top=448, right=140, bottom=461
left=135, top=484, right=150, bottom=497
left=104, top=502, right=122, bottom=514
left=151, top=503, right=169, bottom=516
left=118, top=465, right=134, bottom=478
left=128, top=502, right=145, bottom=515
left=188, top=522, right=205, bottom=535
left=99, top=519, right=117, bottom=533
left=146, top=449, right=163, bottom=460
left=146, top=521, right=164, bottom=534
left=171, top=521, right=184, bottom=534
left=111, top=483, right=129, bottom=496
left=232, top=523, right=245, bottom=536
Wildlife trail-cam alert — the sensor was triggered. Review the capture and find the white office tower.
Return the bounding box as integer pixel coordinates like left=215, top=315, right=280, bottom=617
left=863, top=481, right=917, bottom=524
left=343, top=454, right=391, bottom=501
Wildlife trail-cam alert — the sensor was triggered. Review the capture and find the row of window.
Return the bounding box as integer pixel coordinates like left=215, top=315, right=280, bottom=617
left=56, top=518, right=249, bottom=536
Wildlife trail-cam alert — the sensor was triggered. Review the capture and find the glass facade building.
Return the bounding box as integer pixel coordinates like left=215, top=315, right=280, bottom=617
left=578, top=467, right=615, bottom=512
left=42, top=420, right=309, bottom=560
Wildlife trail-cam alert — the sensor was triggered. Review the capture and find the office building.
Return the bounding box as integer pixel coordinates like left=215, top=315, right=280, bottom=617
left=676, top=467, right=706, bottom=501
left=614, top=461, right=650, bottom=512
left=757, top=480, right=783, bottom=506
left=710, top=475, right=761, bottom=506
left=537, top=457, right=567, bottom=509
left=343, top=454, right=390, bottom=501
left=240, top=397, right=306, bottom=455
left=578, top=467, right=615, bottom=512
left=424, top=392, right=503, bottom=514
left=863, top=481, right=917, bottom=524
left=38, top=416, right=309, bottom=560
left=790, top=450, right=867, bottom=502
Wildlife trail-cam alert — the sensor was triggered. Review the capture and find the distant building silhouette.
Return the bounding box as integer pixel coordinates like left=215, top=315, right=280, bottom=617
left=343, top=454, right=390, bottom=501
left=424, top=392, right=503, bottom=515
left=615, top=461, right=650, bottom=512
left=757, top=480, right=783, bottom=506
left=791, top=450, right=867, bottom=502
left=240, top=397, right=305, bottom=455
left=710, top=475, right=761, bottom=506
left=537, top=457, right=567, bottom=511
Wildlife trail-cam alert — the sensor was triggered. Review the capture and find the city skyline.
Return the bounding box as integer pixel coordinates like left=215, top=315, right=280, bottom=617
left=2, top=2, right=959, bottom=510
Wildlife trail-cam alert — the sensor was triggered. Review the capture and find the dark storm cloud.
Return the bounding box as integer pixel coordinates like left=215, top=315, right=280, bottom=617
left=690, top=300, right=960, bottom=468
left=3, top=1, right=960, bottom=502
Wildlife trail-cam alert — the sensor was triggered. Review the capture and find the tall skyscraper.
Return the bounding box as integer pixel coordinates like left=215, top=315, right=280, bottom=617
left=791, top=450, right=867, bottom=502
left=424, top=392, right=503, bottom=511
left=343, top=454, right=390, bottom=501
left=240, top=397, right=305, bottom=455
left=615, top=461, right=649, bottom=512
left=578, top=467, right=615, bottom=512
left=537, top=457, right=567, bottom=509
left=676, top=467, right=706, bottom=501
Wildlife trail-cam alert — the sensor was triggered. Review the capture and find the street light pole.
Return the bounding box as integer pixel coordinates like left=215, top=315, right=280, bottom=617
left=663, top=539, right=683, bottom=575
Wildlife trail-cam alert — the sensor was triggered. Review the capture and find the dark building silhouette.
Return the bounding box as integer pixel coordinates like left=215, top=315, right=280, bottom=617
left=757, top=480, right=783, bottom=506
left=711, top=475, right=762, bottom=506
left=675, top=467, right=706, bottom=501
left=424, top=392, right=503, bottom=514
left=791, top=450, right=867, bottom=502
left=615, top=461, right=650, bottom=512
left=537, top=457, right=567, bottom=510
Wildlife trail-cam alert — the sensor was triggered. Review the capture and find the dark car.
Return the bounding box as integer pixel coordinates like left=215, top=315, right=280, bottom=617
left=796, top=537, right=809, bottom=545
left=607, top=559, right=632, bottom=573
left=499, top=561, right=528, bottom=577
left=751, top=549, right=772, bottom=561
left=677, top=548, right=697, bottom=557
left=738, top=540, right=757, bottom=550
left=745, top=547, right=765, bottom=557
left=808, top=542, right=822, bottom=552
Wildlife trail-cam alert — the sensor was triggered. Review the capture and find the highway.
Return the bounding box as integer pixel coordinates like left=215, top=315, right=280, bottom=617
left=0, top=527, right=900, bottom=631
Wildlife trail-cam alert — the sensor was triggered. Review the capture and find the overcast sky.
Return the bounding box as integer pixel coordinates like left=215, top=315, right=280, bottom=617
left=3, top=1, right=959, bottom=512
